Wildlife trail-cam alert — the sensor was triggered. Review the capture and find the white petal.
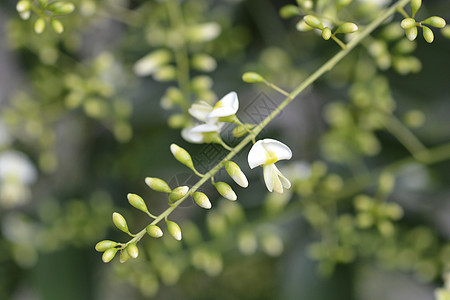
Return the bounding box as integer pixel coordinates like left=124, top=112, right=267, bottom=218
left=188, top=101, right=212, bottom=122
left=273, top=164, right=291, bottom=190
left=248, top=140, right=267, bottom=169
left=232, top=171, right=248, bottom=188
left=261, top=138, right=292, bottom=162
left=272, top=173, right=284, bottom=194
left=263, top=164, right=276, bottom=192
left=207, top=91, right=239, bottom=119
left=181, top=127, right=204, bottom=143
left=0, top=150, right=37, bottom=184
left=190, top=121, right=221, bottom=133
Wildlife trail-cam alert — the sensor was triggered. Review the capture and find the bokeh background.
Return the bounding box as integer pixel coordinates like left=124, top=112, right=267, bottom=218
left=1, top=0, right=450, bottom=299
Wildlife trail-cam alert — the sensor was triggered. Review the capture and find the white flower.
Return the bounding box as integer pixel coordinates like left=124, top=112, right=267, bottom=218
left=207, top=91, right=239, bottom=120
left=188, top=100, right=213, bottom=122
left=0, top=150, right=37, bottom=184
left=248, top=139, right=292, bottom=193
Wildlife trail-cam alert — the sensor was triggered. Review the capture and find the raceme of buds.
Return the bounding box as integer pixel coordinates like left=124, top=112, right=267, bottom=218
left=242, top=72, right=265, bottom=83
left=303, top=15, right=323, bottom=30
left=127, top=193, right=149, bottom=214
left=95, top=240, right=118, bottom=252
left=112, top=212, right=130, bottom=234
left=127, top=243, right=139, bottom=259
left=145, top=177, right=172, bottom=193
left=224, top=161, right=248, bottom=188
left=170, top=144, right=195, bottom=171
left=102, top=248, right=118, bottom=263
left=193, top=191, right=212, bottom=209
left=146, top=224, right=163, bottom=238
left=168, top=186, right=190, bottom=204
left=214, top=182, right=237, bottom=201
left=166, top=220, right=182, bottom=240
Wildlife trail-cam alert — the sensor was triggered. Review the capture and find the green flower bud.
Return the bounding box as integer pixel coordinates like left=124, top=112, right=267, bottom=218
left=145, top=177, right=172, bottom=193
left=127, top=193, right=149, bottom=214
left=169, top=186, right=189, bottom=204
left=47, top=1, right=75, bottom=15
left=422, top=16, right=446, bottom=29
left=112, top=212, right=129, bottom=233
left=232, top=123, right=255, bottom=138
left=261, top=233, right=284, bottom=257
left=441, top=26, right=450, bottom=39
left=238, top=230, right=258, bottom=255
left=16, top=0, right=31, bottom=13
left=38, top=0, right=48, bottom=7
left=119, top=249, right=130, bottom=263
left=303, top=15, right=323, bottom=30
left=279, top=5, right=299, bottom=19
left=296, top=20, right=314, bottom=32
left=214, top=182, right=237, bottom=201
left=411, top=0, right=421, bottom=17
left=405, top=26, right=418, bottom=41
left=378, top=172, right=395, bottom=195
left=133, top=50, right=172, bottom=77
left=187, top=22, right=221, bottom=43
left=95, top=240, right=118, bottom=252
left=166, top=220, right=182, bottom=240
left=50, top=19, right=64, bottom=34
left=170, top=144, right=195, bottom=170
left=146, top=224, right=163, bottom=238
left=153, top=65, right=177, bottom=82
left=191, top=54, right=217, bottom=72
left=401, top=18, right=417, bottom=29
left=225, top=161, right=248, bottom=188
left=193, top=191, right=212, bottom=209
left=354, top=195, right=373, bottom=211
left=322, top=27, right=332, bottom=40
left=34, top=18, right=46, bottom=34
left=102, top=248, right=118, bottom=263
left=422, top=26, right=434, bottom=43
left=242, top=72, right=265, bottom=83
left=127, top=243, right=139, bottom=259
left=168, top=114, right=188, bottom=129
left=19, top=10, right=31, bottom=20
left=336, top=22, right=358, bottom=34
left=404, top=110, right=425, bottom=128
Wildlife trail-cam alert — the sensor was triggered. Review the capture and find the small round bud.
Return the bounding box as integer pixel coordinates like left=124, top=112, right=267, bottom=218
left=296, top=20, right=313, bottom=32
left=214, top=182, right=237, bottom=201
left=279, top=5, right=299, bottom=19
left=166, top=220, right=182, bottom=240
left=405, top=26, right=418, bottom=41
left=170, top=144, right=195, bottom=171
left=47, top=1, right=75, bottom=15
left=303, top=15, right=323, bottom=30
left=119, top=249, right=130, bottom=263
left=411, top=0, right=421, bottom=17
left=404, top=110, right=425, bottom=128
left=422, top=16, right=446, bottom=29
left=322, top=27, right=332, bottom=40
left=95, top=240, right=118, bottom=252
left=102, top=248, right=118, bottom=263
left=378, top=172, right=395, bottom=195
left=34, top=18, right=46, bottom=34
left=112, top=212, right=129, bottom=233
left=146, top=224, right=163, bottom=238
left=401, top=18, right=416, bottom=29
left=168, top=114, right=188, bottom=129
left=145, top=177, right=172, bottom=193
left=16, top=0, right=31, bottom=13
left=225, top=161, right=248, bottom=188
left=127, top=193, right=149, bottom=214
left=50, top=19, right=64, bottom=34
left=336, top=22, right=358, bottom=34
left=127, top=243, right=139, bottom=259
left=193, top=191, right=212, bottom=209
left=242, top=72, right=265, bottom=83
left=422, top=26, right=434, bottom=43
left=169, top=186, right=189, bottom=204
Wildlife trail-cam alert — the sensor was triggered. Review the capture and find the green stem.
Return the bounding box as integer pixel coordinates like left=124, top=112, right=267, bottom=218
left=331, top=35, right=347, bottom=50
left=397, top=7, right=410, bottom=18
left=263, top=80, right=291, bottom=97
left=120, top=0, right=411, bottom=247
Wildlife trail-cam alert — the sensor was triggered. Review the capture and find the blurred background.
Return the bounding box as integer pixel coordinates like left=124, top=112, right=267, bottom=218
left=1, top=0, right=450, bottom=299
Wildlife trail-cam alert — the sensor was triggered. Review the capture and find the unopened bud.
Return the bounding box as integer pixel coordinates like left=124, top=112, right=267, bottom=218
left=303, top=15, right=323, bottom=30
left=112, top=212, right=129, bottom=233
left=169, top=186, right=189, bottom=204
left=279, top=5, right=299, bottom=19
left=95, top=240, right=118, bottom=252
left=119, top=249, right=130, bottom=263
left=127, top=243, right=139, bottom=259
left=187, top=22, right=221, bottom=43
left=146, top=224, right=163, bottom=238
left=422, top=26, right=434, bottom=43
left=214, top=182, right=237, bottom=201
left=34, top=18, right=46, bottom=34
left=322, top=27, right=332, bottom=40
left=133, top=50, right=172, bottom=76
left=336, top=22, right=358, bottom=34
left=191, top=54, right=217, bottom=72
left=193, top=191, right=212, bottom=209
left=166, top=220, right=182, bottom=240
left=170, top=144, right=195, bottom=170
left=153, top=65, right=176, bottom=82
left=127, top=193, right=149, bottom=214
left=16, top=0, right=31, bottom=13
left=145, top=177, right=172, bottom=193
left=422, top=16, right=446, bottom=29
left=411, top=0, right=421, bottom=17
left=50, top=19, right=64, bottom=34
left=296, top=20, right=313, bottom=32
left=47, top=1, right=75, bottom=15
left=242, top=72, right=265, bottom=83
left=225, top=161, right=248, bottom=188
left=405, top=26, right=418, bottom=41
left=102, top=248, right=118, bottom=263
left=401, top=18, right=416, bottom=29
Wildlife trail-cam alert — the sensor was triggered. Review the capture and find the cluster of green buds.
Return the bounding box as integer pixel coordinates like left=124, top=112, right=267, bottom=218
left=400, top=0, right=446, bottom=43
left=303, top=15, right=358, bottom=42
left=16, top=0, right=75, bottom=34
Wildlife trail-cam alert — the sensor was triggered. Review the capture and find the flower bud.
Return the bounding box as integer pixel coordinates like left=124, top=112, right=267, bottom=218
left=112, top=212, right=129, bottom=233
left=296, top=20, right=313, bottom=32
left=34, top=18, right=46, bottom=34
left=411, top=0, right=421, bottom=17
left=50, top=19, right=64, bottom=34
left=401, top=18, right=416, bottom=29
left=127, top=243, right=139, bottom=259
left=214, top=182, right=237, bottom=201
left=47, top=1, right=75, bottom=15
left=378, top=172, right=395, bottom=195
left=153, top=66, right=176, bottom=82
left=169, top=186, right=189, bottom=204
left=336, top=22, right=358, bottom=34
left=405, top=26, right=418, bottom=41
left=242, top=72, right=265, bottom=83
left=191, top=54, right=217, bottom=72
left=95, top=240, right=118, bottom=252
left=102, top=248, right=118, bottom=263
left=127, top=193, right=149, bottom=214
left=168, top=114, right=188, bottom=129
left=187, top=22, right=221, bottom=43
left=38, top=0, right=47, bottom=7
left=170, top=144, right=195, bottom=170
left=19, top=10, right=31, bottom=20
left=322, top=27, right=332, bottom=40
left=119, top=249, right=130, bottom=263
left=422, top=26, right=434, bottom=43
left=145, top=177, right=172, bottom=193
left=193, top=191, right=212, bottom=209
left=225, top=161, right=248, bottom=188
left=133, top=50, right=172, bottom=76
left=146, top=224, right=163, bottom=238
left=422, top=16, right=446, bottom=29
left=279, top=5, right=299, bottom=19
left=16, top=0, right=31, bottom=13
left=303, top=15, right=323, bottom=30
left=166, top=220, right=182, bottom=240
